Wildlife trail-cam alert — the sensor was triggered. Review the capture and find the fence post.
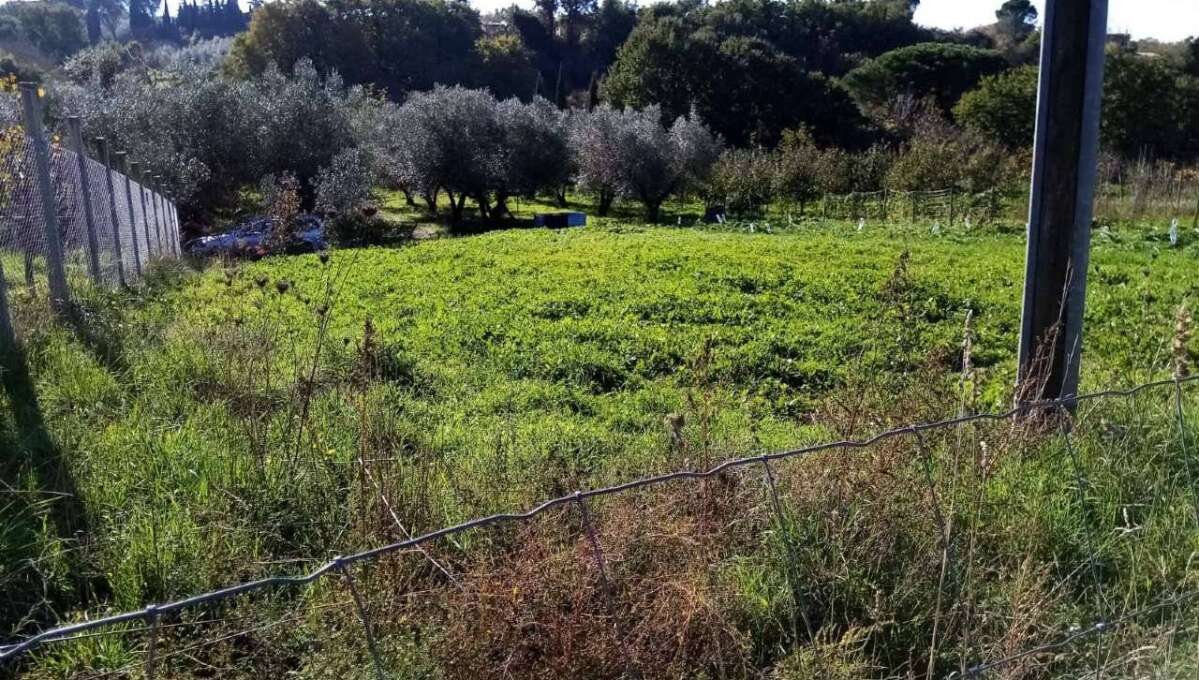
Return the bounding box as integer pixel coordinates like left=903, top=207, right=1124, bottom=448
left=1192, top=187, right=1199, bottom=230
left=171, top=200, right=182, bottom=256
left=131, top=162, right=155, bottom=260
left=149, top=176, right=164, bottom=255
left=117, top=152, right=142, bottom=277
left=1017, top=0, right=1108, bottom=404
left=95, top=138, right=127, bottom=287
left=0, top=257, right=15, bottom=351
left=160, top=186, right=175, bottom=258
left=66, top=117, right=103, bottom=284
left=165, top=198, right=177, bottom=256
left=18, top=83, right=70, bottom=310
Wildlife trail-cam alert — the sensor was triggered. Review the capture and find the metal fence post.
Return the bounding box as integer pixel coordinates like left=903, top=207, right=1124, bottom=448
left=149, top=176, right=164, bottom=256
left=164, top=198, right=176, bottom=256
left=131, top=162, right=154, bottom=260
left=95, top=138, right=127, bottom=287
left=18, top=83, right=70, bottom=310
left=0, top=257, right=15, bottom=351
left=171, top=200, right=181, bottom=256
left=159, top=186, right=174, bottom=258
left=66, top=117, right=103, bottom=284
left=117, top=152, right=142, bottom=277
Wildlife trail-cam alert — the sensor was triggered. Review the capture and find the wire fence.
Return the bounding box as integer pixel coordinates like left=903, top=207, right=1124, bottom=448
left=0, top=84, right=181, bottom=329
left=818, top=180, right=1199, bottom=229
left=1, top=374, right=1196, bottom=677
left=819, top=188, right=1007, bottom=226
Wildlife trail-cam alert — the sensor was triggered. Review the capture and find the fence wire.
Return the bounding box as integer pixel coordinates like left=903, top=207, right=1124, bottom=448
left=0, top=102, right=181, bottom=307
left=1, top=374, right=1196, bottom=675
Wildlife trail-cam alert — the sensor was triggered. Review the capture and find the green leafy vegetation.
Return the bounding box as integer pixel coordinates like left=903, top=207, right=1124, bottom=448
left=3, top=216, right=1198, bottom=676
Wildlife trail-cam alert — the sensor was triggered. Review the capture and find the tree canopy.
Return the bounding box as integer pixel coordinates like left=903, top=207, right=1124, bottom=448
left=844, top=42, right=1008, bottom=118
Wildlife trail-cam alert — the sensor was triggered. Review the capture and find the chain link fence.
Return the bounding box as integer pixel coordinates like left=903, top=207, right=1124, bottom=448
left=0, top=84, right=181, bottom=339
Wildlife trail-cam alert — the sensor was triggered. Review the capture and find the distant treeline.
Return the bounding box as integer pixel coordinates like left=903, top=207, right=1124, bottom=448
left=3, top=0, right=1198, bottom=162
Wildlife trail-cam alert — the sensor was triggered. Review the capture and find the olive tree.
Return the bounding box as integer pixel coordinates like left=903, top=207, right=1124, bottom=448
left=395, top=87, right=572, bottom=223
left=59, top=55, right=359, bottom=217
left=496, top=96, right=572, bottom=210
left=570, top=105, right=624, bottom=216
left=572, top=105, right=722, bottom=222
left=395, top=85, right=505, bottom=223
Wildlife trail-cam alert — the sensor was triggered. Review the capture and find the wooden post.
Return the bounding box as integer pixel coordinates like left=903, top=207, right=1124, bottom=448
left=117, top=153, right=142, bottom=277
left=18, top=83, right=69, bottom=310
left=95, top=138, right=126, bottom=287
left=1016, top=0, right=1108, bottom=403
left=67, top=117, right=103, bottom=284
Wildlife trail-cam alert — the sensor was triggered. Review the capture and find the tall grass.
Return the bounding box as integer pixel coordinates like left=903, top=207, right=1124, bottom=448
left=2, top=221, right=1197, bottom=678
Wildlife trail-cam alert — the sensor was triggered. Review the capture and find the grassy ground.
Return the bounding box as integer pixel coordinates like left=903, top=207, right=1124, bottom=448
left=2, top=214, right=1198, bottom=678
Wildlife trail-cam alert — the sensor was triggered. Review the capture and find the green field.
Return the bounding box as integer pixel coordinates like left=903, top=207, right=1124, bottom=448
left=4, top=217, right=1199, bottom=678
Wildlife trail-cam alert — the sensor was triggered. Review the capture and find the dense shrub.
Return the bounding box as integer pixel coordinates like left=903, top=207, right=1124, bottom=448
left=62, top=41, right=141, bottom=87
left=225, top=0, right=481, bottom=99
left=953, top=65, right=1038, bottom=149
left=602, top=13, right=871, bottom=148
left=709, top=148, right=777, bottom=216
left=886, top=113, right=1021, bottom=193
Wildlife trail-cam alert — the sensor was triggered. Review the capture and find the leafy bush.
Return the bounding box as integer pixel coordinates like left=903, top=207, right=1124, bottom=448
left=954, top=65, right=1038, bottom=149
left=709, top=148, right=776, bottom=216
left=62, top=41, right=141, bottom=87
left=886, top=112, right=1021, bottom=193
left=314, top=147, right=375, bottom=217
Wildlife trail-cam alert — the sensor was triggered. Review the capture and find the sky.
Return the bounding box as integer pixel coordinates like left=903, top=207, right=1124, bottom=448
left=914, top=0, right=1198, bottom=42
left=161, top=0, right=1198, bottom=42
left=439, top=0, right=1198, bottom=43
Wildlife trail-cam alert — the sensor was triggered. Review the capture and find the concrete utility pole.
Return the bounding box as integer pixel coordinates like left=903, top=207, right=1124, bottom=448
left=1016, top=0, right=1109, bottom=404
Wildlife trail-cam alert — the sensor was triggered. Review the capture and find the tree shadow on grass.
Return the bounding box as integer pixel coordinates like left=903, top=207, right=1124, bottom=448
left=0, top=342, right=107, bottom=641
